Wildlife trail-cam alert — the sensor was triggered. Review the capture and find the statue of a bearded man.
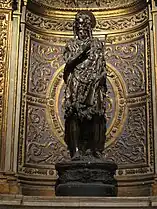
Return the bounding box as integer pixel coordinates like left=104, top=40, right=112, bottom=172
left=63, top=11, right=107, bottom=160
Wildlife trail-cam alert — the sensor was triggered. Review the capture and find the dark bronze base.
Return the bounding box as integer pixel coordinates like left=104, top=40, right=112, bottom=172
left=55, top=159, right=118, bottom=196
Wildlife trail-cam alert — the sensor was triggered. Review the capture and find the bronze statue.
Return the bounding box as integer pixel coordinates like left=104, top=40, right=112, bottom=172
left=55, top=11, right=118, bottom=197
left=63, top=11, right=107, bottom=159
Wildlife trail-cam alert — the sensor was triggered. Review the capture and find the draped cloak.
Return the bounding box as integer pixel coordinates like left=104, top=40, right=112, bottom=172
left=63, top=37, right=106, bottom=121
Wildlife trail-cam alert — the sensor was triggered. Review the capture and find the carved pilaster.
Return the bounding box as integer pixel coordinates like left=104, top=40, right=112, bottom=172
left=0, top=0, right=28, bottom=194
left=0, top=0, right=20, bottom=194
left=0, top=3, right=12, bottom=170
left=149, top=0, right=157, bottom=196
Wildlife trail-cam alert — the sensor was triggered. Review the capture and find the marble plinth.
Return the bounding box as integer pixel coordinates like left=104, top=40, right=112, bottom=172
left=0, top=195, right=157, bottom=209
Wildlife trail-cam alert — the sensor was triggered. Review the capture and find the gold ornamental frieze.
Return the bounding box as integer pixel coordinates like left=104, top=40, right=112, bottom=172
left=26, top=7, right=148, bottom=34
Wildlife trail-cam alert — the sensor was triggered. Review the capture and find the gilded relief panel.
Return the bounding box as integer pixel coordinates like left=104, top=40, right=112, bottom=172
left=18, top=33, right=68, bottom=177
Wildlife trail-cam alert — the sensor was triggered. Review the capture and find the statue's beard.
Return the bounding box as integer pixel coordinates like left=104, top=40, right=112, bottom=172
left=77, top=29, right=90, bottom=40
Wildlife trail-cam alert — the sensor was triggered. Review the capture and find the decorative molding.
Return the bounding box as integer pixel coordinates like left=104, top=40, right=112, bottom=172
left=0, top=14, right=8, bottom=124
left=30, top=0, right=145, bottom=10
left=105, top=37, right=145, bottom=94
left=96, top=8, right=148, bottom=31
left=26, top=11, right=73, bottom=33
left=26, top=8, right=148, bottom=33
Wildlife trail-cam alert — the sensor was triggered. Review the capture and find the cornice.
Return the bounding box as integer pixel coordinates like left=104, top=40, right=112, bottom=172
left=29, top=0, right=146, bottom=11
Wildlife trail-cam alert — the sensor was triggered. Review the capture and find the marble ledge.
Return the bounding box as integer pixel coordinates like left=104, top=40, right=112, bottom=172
left=0, top=195, right=157, bottom=208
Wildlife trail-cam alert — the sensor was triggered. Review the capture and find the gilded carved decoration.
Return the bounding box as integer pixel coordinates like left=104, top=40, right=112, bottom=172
left=0, top=11, right=11, bottom=167
left=26, top=105, right=68, bottom=164
left=29, top=42, right=63, bottom=95
left=105, top=106, right=147, bottom=165
left=26, top=8, right=148, bottom=33
left=0, top=14, right=7, bottom=136
left=18, top=33, right=69, bottom=177
left=30, top=0, right=144, bottom=10
left=105, top=38, right=145, bottom=94
left=0, top=0, right=13, bottom=9
left=96, top=8, right=148, bottom=31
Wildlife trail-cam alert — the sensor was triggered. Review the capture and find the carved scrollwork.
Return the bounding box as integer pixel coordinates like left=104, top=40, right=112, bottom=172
left=105, top=106, right=147, bottom=165
left=59, top=168, right=114, bottom=184
left=105, top=38, right=145, bottom=94
left=0, top=0, right=13, bottom=9
left=29, top=40, right=64, bottom=95
left=26, top=8, right=148, bottom=33
left=26, top=11, right=73, bottom=32
left=0, top=13, right=9, bottom=139
left=96, top=8, right=148, bottom=31
left=26, top=105, right=68, bottom=164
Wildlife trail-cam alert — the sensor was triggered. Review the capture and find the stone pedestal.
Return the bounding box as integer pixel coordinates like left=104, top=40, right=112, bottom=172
left=0, top=172, right=20, bottom=194
left=55, top=160, right=117, bottom=196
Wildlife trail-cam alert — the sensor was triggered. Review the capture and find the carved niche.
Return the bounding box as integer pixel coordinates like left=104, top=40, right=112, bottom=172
left=17, top=0, right=154, bottom=195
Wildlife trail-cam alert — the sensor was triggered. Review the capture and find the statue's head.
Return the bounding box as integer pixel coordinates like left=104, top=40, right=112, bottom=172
left=74, top=11, right=96, bottom=40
